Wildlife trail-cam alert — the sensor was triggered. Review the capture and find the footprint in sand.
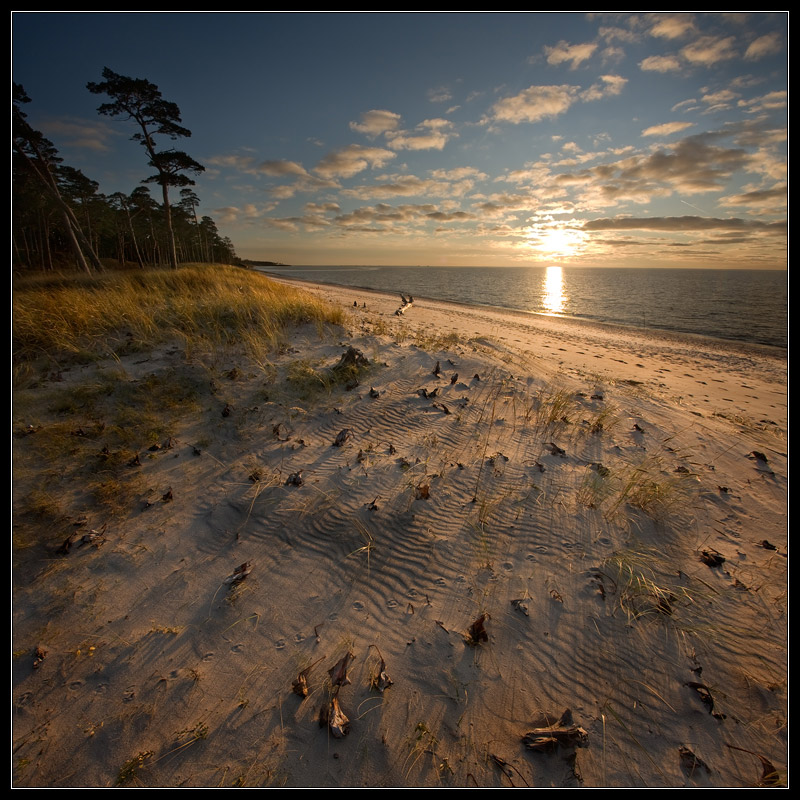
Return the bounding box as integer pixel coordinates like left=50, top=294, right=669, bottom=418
left=328, top=612, right=339, bottom=622
left=17, top=691, right=33, bottom=706
left=386, top=599, right=399, bottom=609
left=293, top=632, right=305, bottom=643
left=202, top=652, right=214, bottom=662
left=534, top=545, right=549, bottom=554
left=526, top=553, right=538, bottom=562
left=407, top=588, right=419, bottom=599
left=94, top=683, right=109, bottom=695
left=501, top=561, right=514, bottom=571
left=435, top=577, right=447, bottom=587
left=352, top=600, right=365, bottom=611
left=231, top=643, right=246, bottom=653
left=274, top=639, right=286, bottom=650
left=69, top=680, right=83, bottom=690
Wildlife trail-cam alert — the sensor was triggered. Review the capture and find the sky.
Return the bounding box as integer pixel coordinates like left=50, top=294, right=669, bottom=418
left=12, top=12, right=787, bottom=268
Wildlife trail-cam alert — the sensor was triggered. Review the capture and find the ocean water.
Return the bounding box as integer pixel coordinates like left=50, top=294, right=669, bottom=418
left=260, top=265, right=788, bottom=350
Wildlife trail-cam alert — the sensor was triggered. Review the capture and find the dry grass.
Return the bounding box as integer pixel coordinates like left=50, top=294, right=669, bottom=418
left=13, top=264, right=347, bottom=371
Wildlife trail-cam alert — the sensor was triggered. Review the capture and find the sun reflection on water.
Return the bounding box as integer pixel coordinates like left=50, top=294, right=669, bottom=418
left=542, top=266, right=565, bottom=315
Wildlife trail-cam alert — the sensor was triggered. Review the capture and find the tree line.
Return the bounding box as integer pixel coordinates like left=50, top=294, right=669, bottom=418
left=13, top=68, right=239, bottom=274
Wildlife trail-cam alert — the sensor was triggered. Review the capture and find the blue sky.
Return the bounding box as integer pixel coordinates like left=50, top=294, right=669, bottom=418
left=13, top=12, right=787, bottom=268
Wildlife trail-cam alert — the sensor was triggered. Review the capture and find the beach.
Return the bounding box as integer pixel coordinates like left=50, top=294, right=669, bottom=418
left=12, top=277, right=787, bottom=788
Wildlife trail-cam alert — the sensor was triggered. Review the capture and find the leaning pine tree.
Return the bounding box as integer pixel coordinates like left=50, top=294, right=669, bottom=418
left=87, top=67, right=204, bottom=270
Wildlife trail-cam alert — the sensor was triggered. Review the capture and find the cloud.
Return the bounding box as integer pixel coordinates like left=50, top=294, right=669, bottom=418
left=44, top=117, right=119, bottom=151
left=642, top=121, right=695, bottom=137
left=582, top=215, right=784, bottom=233
left=350, top=109, right=402, bottom=137
left=256, top=160, right=311, bottom=177
left=648, top=14, right=696, bottom=40
left=314, top=145, right=396, bottom=179
left=491, top=84, right=579, bottom=124
left=719, top=183, right=787, bottom=212
left=429, top=166, right=488, bottom=181
left=738, top=90, right=787, bottom=113
left=681, top=35, right=737, bottom=66
left=428, top=86, right=453, bottom=103
left=580, top=74, right=627, bottom=101
left=639, top=54, right=683, bottom=73
left=342, top=171, right=476, bottom=200
left=543, top=40, right=598, bottom=69
left=744, top=32, right=783, bottom=60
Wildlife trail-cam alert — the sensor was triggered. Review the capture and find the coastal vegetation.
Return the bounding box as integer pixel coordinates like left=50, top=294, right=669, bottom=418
left=13, top=75, right=236, bottom=274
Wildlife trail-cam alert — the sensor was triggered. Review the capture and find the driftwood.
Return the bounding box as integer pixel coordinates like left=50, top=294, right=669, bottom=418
left=522, top=709, right=588, bottom=752
left=395, top=294, right=414, bottom=315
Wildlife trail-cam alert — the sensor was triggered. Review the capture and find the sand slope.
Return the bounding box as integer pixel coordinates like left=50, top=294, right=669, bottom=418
left=12, top=280, right=787, bottom=787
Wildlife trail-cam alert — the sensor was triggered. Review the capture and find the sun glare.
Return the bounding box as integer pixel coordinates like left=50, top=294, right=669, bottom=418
left=542, top=266, right=565, bottom=315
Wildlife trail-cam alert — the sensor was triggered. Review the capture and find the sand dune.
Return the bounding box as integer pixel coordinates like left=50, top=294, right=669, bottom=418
left=13, top=279, right=787, bottom=787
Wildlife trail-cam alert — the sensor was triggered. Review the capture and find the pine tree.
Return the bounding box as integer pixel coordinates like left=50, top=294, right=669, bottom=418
left=87, top=68, right=204, bottom=270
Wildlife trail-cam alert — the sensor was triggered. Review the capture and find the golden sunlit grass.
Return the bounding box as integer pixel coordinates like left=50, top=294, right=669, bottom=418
left=13, top=263, right=347, bottom=371
left=13, top=263, right=350, bottom=536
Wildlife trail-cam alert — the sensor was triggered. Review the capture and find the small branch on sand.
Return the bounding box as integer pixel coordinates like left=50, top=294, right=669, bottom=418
left=395, top=294, right=414, bottom=315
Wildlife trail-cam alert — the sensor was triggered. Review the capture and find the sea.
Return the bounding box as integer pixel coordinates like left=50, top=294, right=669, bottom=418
left=259, top=265, right=788, bottom=351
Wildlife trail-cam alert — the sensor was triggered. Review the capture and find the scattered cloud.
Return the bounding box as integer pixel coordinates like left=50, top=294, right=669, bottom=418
left=314, top=144, right=396, bottom=179
left=350, top=109, right=402, bottom=137
left=642, top=121, right=695, bottom=137
left=639, top=54, right=683, bottom=73
left=681, top=35, right=737, bottom=66
left=648, top=14, right=696, bottom=40
left=543, top=40, right=598, bottom=69
left=491, top=84, right=579, bottom=124
left=744, top=32, right=783, bottom=61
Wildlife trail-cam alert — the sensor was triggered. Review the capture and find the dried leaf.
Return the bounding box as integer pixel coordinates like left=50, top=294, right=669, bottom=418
left=511, top=598, right=530, bottom=616
left=292, top=656, right=325, bottom=697
left=224, top=562, right=252, bottom=585
left=679, top=745, right=710, bottom=775
left=415, top=483, right=430, bottom=500
left=725, top=744, right=781, bottom=786
left=286, top=470, right=304, bottom=486
left=547, top=443, right=566, bottom=457
left=319, top=694, right=350, bottom=738
left=333, top=429, right=352, bottom=447
left=466, top=613, right=489, bottom=646
left=328, top=651, right=355, bottom=687
left=522, top=709, right=588, bottom=752
left=369, top=645, right=393, bottom=692
left=759, top=540, right=777, bottom=550
left=685, top=681, right=726, bottom=719
left=699, top=549, right=725, bottom=568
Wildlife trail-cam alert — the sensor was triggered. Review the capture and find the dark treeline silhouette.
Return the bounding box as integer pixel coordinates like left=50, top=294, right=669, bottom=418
left=13, top=74, right=239, bottom=273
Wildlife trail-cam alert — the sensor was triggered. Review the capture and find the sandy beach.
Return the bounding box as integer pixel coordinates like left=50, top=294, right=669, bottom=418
left=12, top=277, right=787, bottom=788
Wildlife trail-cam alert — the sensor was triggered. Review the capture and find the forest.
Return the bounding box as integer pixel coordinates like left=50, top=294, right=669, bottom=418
left=13, top=69, right=240, bottom=274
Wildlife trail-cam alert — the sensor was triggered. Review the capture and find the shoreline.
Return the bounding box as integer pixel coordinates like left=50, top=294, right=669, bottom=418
left=258, top=269, right=788, bottom=357
left=13, top=272, right=787, bottom=787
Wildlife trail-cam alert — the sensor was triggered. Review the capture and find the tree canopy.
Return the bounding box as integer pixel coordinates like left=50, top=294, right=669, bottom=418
left=87, top=68, right=205, bottom=270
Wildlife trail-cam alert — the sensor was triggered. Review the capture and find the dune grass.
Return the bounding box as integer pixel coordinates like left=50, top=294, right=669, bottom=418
left=13, top=263, right=348, bottom=372
left=12, top=264, right=350, bottom=538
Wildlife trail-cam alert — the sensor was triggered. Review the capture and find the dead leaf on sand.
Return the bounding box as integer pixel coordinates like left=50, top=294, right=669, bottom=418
left=292, top=656, right=326, bottom=698
left=466, top=613, right=489, bottom=646
left=319, top=693, right=350, bottom=738
left=685, top=681, right=726, bottom=719
left=679, top=745, right=711, bottom=775
left=699, top=549, right=725, bottom=568
left=368, top=645, right=393, bottom=692
left=328, top=651, right=355, bottom=687
left=725, top=744, right=781, bottom=786
left=224, top=562, right=252, bottom=585
left=415, top=483, right=430, bottom=500
left=333, top=429, right=353, bottom=447
left=522, top=709, right=589, bottom=752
